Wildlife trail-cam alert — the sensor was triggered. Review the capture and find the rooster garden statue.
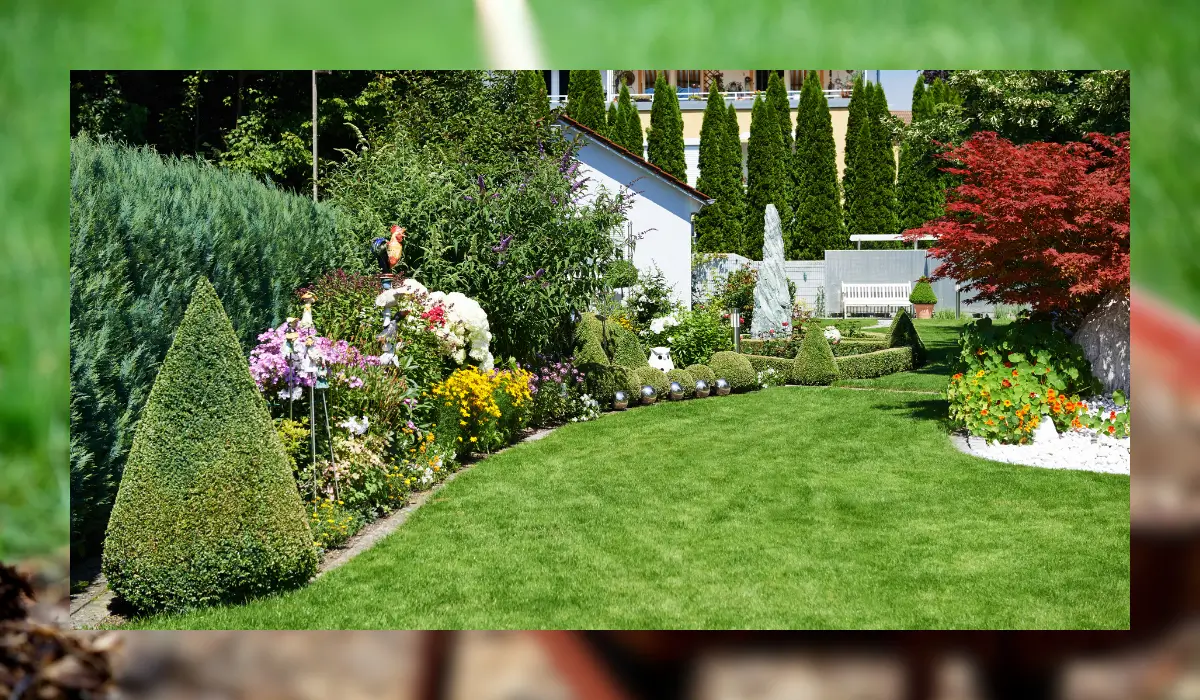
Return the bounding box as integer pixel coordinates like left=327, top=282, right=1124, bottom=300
left=372, top=225, right=406, bottom=275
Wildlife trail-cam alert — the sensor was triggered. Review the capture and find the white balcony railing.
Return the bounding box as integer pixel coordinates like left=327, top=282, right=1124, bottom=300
left=550, top=89, right=851, bottom=106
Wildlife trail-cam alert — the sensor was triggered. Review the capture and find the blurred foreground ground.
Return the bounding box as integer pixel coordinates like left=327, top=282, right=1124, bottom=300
left=8, top=289, right=1190, bottom=699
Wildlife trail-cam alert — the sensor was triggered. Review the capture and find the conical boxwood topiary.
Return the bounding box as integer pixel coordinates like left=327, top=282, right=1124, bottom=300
left=792, top=323, right=839, bottom=385
left=888, top=309, right=928, bottom=366
left=102, top=278, right=317, bottom=614
left=607, top=320, right=649, bottom=370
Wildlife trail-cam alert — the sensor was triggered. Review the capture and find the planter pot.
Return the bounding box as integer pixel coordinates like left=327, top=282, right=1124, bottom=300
left=914, top=304, right=935, bottom=319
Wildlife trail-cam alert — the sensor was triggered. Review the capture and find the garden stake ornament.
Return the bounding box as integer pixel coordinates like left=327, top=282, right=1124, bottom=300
left=297, top=290, right=339, bottom=501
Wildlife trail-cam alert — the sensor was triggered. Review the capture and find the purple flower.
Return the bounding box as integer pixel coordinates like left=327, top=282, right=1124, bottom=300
left=550, top=195, right=558, bottom=206
left=463, top=195, right=474, bottom=201
left=492, top=235, right=513, bottom=253
left=477, top=174, right=487, bottom=196
left=533, top=268, right=545, bottom=279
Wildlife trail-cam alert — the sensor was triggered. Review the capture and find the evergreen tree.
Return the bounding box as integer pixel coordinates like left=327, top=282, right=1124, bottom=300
left=615, top=81, right=643, bottom=154
left=567, top=70, right=607, bottom=133
left=766, top=71, right=793, bottom=153
left=607, top=101, right=619, bottom=134
left=102, top=278, right=317, bottom=614
left=647, top=74, right=686, bottom=181
left=897, top=91, right=951, bottom=234
left=792, top=71, right=845, bottom=258
left=515, top=70, right=550, bottom=123
left=695, top=83, right=732, bottom=252
left=742, top=95, right=792, bottom=259
left=724, top=102, right=746, bottom=252
left=841, top=75, right=868, bottom=233
left=868, top=80, right=899, bottom=240
left=911, top=75, right=928, bottom=121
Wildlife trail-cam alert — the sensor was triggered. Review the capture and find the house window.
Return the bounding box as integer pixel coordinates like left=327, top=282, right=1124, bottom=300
left=754, top=70, right=784, bottom=91
left=789, top=70, right=806, bottom=91
left=643, top=70, right=658, bottom=93
left=676, top=70, right=702, bottom=94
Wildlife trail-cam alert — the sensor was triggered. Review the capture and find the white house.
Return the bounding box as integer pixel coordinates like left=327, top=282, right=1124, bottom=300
left=557, top=115, right=713, bottom=310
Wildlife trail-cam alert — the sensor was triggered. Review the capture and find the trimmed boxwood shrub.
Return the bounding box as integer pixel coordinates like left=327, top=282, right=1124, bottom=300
left=909, top=277, right=938, bottom=305
left=708, top=351, right=757, bottom=392
left=666, top=368, right=696, bottom=397
left=686, top=364, right=716, bottom=385
left=831, top=338, right=888, bottom=357
left=607, top=319, right=649, bottom=370
left=633, top=366, right=671, bottom=397
left=836, top=347, right=915, bottom=379
left=792, top=323, right=839, bottom=385
left=740, top=337, right=801, bottom=358
left=743, top=354, right=796, bottom=378
left=102, top=279, right=317, bottom=615
left=888, top=309, right=928, bottom=366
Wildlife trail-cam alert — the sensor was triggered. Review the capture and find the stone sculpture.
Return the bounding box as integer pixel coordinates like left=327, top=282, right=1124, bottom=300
left=750, top=204, right=792, bottom=336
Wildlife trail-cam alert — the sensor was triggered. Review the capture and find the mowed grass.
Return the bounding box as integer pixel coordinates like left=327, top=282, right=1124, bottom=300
left=836, top=319, right=970, bottom=393
left=134, top=383, right=1128, bottom=630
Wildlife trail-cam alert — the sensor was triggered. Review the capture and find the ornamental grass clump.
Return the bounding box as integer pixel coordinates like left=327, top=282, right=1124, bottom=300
left=707, top=351, right=757, bottom=392
left=792, top=323, right=839, bottom=385
left=102, top=279, right=317, bottom=615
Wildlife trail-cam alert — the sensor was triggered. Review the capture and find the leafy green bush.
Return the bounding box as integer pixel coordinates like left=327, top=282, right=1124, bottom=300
left=326, top=126, right=628, bottom=363
left=632, top=366, right=671, bottom=397
left=836, top=347, right=915, bottom=379
left=306, top=499, right=365, bottom=551
left=831, top=339, right=889, bottom=357
left=606, top=259, right=639, bottom=288
left=625, top=266, right=679, bottom=330
left=947, top=318, right=1116, bottom=444
left=909, top=277, right=938, bottom=305
left=708, top=351, right=757, bottom=392
left=668, top=308, right=733, bottom=367
left=70, top=134, right=347, bottom=560
left=792, top=324, right=839, bottom=385
left=685, top=364, right=716, bottom=385
left=888, top=309, right=928, bottom=366
left=666, top=369, right=696, bottom=397
left=102, top=279, right=318, bottom=615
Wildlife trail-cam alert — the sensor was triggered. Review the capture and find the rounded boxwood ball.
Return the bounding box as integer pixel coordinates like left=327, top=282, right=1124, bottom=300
left=685, top=364, right=716, bottom=386
left=666, top=368, right=696, bottom=397
left=707, top=351, right=756, bottom=392
left=632, top=365, right=670, bottom=397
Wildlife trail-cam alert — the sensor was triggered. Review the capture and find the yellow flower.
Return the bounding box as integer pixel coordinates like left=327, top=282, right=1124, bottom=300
left=470, top=436, right=478, bottom=443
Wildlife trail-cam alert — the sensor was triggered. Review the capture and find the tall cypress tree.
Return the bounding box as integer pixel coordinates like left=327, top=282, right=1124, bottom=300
left=897, top=90, right=953, bottom=234
left=792, top=71, right=845, bottom=258
left=844, top=117, right=878, bottom=242
left=742, top=95, right=792, bottom=259
left=695, top=82, right=730, bottom=252
left=841, top=75, right=868, bottom=234
left=724, top=102, right=746, bottom=253
left=911, top=75, right=928, bottom=121
left=515, top=70, right=550, bottom=123
left=568, top=70, right=607, bottom=133
left=868, top=80, right=899, bottom=240
left=647, top=74, right=686, bottom=181
left=607, top=101, right=619, bottom=134
left=615, top=80, right=643, bottom=154
left=766, top=71, right=793, bottom=153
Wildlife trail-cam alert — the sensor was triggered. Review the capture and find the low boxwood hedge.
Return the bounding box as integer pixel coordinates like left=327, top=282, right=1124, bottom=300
left=632, top=365, right=670, bottom=397
left=666, top=368, right=696, bottom=397
left=685, top=364, right=715, bottom=385
left=708, top=351, right=757, bottom=392
left=743, top=354, right=796, bottom=379
left=830, top=339, right=888, bottom=357
left=836, top=347, right=915, bottom=379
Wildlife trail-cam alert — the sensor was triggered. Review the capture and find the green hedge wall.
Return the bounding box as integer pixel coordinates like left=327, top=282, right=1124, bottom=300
left=743, top=354, right=796, bottom=379
left=831, top=339, right=888, bottom=357
left=70, top=135, right=349, bottom=559
left=836, top=346, right=915, bottom=379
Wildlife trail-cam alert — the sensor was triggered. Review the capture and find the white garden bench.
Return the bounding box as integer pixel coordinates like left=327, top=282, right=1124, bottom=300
left=841, top=283, right=912, bottom=318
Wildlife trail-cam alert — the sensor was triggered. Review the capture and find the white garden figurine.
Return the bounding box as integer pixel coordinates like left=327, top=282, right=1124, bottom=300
left=648, top=346, right=674, bottom=372
left=824, top=326, right=842, bottom=345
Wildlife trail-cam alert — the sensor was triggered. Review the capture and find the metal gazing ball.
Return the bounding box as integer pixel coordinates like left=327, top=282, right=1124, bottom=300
left=694, top=380, right=710, bottom=398
left=639, top=385, right=657, bottom=404
left=668, top=381, right=685, bottom=400
left=714, top=378, right=731, bottom=396
left=613, top=390, right=629, bottom=410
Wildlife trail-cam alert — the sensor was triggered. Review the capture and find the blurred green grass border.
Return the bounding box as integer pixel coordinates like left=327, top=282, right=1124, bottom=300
left=0, top=0, right=1188, bottom=560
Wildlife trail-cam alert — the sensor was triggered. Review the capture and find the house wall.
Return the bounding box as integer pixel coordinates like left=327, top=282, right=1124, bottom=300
left=566, top=128, right=703, bottom=310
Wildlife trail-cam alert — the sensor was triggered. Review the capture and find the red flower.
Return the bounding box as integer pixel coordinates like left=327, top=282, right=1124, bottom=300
left=1030, top=392, right=1038, bottom=398
left=1012, top=369, right=1019, bottom=377
left=1004, top=361, right=1012, bottom=368
left=1110, top=411, right=1117, bottom=420
left=1001, top=379, right=1011, bottom=388
left=1108, top=425, right=1116, bottom=434
left=782, top=321, right=789, bottom=326
left=980, top=408, right=988, bottom=415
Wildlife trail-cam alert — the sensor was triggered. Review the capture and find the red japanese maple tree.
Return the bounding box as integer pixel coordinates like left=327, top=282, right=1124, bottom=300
left=906, top=131, right=1129, bottom=314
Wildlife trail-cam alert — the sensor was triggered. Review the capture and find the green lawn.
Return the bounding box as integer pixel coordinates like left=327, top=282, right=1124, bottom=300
left=132, top=359, right=1129, bottom=629
left=836, top=319, right=968, bottom=393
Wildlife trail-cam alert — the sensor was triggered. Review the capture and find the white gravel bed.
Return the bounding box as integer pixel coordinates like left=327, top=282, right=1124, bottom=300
left=953, top=395, right=1130, bottom=475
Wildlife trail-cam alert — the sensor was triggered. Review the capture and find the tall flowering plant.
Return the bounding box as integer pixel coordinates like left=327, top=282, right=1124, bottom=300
left=376, top=278, right=494, bottom=371
left=249, top=320, right=379, bottom=402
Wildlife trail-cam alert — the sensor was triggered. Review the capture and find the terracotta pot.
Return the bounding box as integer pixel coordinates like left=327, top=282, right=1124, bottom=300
left=914, top=304, right=934, bottom=319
